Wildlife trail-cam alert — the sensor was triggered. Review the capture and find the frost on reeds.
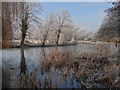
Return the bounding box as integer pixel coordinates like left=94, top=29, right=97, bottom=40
left=41, top=49, right=73, bottom=70
left=95, top=42, right=113, bottom=58
left=40, top=43, right=119, bottom=88
left=75, top=43, right=120, bottom=88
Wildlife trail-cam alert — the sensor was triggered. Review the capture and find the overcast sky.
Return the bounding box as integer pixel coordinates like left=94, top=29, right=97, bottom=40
left=41, top=2, right=113, bottom=32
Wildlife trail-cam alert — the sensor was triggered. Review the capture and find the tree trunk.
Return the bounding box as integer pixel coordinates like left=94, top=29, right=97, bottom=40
left=56, top=29, right=61, bottom=45
left=20, top=33, right=26, bottom=46
left=42, top=36, right=46, bottom=46
left=42, top=40, right=45, bottom=46
left=20, top=48, right=26, bottom=75
left=2, top=2, right=12, bottom=49
left=42, top=30, right=49, bottom=46
left=115, top=40, right=118, bottom=47
left=20, top=17, right=28, bottom=47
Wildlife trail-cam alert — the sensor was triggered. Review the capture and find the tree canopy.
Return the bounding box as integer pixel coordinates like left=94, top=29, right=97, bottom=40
left=96, top=1, right=120, bottom=42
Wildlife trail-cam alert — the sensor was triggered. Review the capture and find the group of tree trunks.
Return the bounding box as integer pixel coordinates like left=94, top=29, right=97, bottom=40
left=2, top=2, right=42, bottom=48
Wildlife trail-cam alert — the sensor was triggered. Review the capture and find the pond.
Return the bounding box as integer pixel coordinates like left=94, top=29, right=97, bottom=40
left=1, top=43, right=119, bottom=88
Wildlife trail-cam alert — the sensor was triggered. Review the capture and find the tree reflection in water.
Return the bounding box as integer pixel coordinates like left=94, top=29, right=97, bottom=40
left=2, top=44, right=119, bottom=88
left=20, top=48, right=27, bottom=75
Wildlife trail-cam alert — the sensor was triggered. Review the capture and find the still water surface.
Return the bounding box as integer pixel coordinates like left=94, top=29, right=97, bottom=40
left=2, top=44, right=105, bottom=88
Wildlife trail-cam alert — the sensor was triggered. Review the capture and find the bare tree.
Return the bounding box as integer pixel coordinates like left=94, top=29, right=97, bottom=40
left=41, top=13, right=55, bottom=46
left=17, top=2, right=42, bottom=46
left=54, top=9, right=72, bottom=45
left=39, top=10, right=78, bottom=45
left=59, top=23, right=76, bottom=44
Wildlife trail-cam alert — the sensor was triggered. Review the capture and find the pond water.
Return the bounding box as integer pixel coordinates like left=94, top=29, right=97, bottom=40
left=1, top=43, right=118, bottom=88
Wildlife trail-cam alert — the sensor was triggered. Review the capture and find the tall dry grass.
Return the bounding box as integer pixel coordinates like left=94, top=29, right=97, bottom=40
left=19, top=43, right=119, bottom=88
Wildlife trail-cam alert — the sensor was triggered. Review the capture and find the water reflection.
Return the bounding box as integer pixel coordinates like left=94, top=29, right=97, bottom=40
left=20, top=48, right=27, bottom=75
left=2, top=44, right=119, bottom=88
left=2, top=60, right=11, bottom=88
left=1, top=45, right=99, bottom=88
